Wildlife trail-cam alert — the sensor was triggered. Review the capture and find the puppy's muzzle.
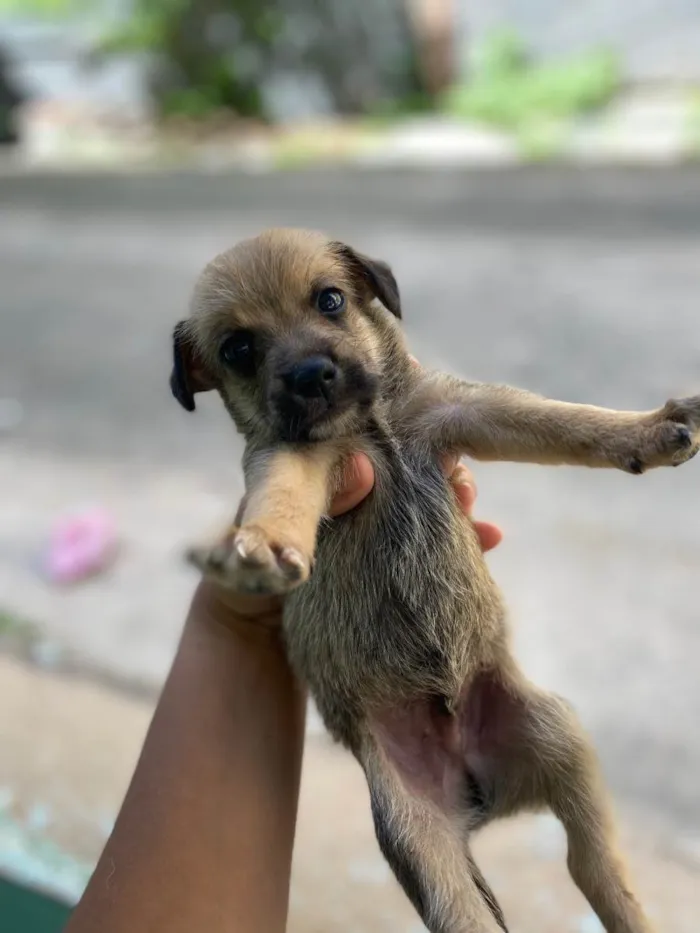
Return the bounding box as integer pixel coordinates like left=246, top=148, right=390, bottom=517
left=271, top=351, right=377, bottom=442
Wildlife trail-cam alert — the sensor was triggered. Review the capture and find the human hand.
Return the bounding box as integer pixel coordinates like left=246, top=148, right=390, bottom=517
left=195, top=452, right=502, bottom=631
left=329, top=452, right=502, bottom=552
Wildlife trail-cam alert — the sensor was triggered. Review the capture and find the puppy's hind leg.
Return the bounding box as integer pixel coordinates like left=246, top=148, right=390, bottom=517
left=526, top=692, right=654, bottom=933
left=460, top=668, right=654, bottom=933
left=362, top=713, right=508, bottom=933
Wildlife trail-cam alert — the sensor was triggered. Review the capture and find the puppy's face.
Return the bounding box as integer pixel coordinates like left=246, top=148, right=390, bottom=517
left=170, top=229, right=404, bottom=442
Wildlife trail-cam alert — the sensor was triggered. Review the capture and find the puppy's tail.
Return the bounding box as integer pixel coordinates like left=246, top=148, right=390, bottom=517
left=361, top=732, right=508, bottom=933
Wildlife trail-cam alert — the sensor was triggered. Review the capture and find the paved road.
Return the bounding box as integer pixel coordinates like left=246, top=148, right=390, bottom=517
left=2, top=168, right=699, bottom=836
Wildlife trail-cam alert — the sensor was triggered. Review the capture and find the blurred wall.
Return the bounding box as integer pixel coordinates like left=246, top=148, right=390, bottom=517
left=0, top=16, right=146, bottom=116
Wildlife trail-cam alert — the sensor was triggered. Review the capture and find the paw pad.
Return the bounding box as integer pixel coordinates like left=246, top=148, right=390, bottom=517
left=186, top=527, right=310, bottom=596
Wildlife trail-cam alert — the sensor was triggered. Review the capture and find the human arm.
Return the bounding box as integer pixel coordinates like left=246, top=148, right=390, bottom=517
left=65, top=456, right=500, bottom=933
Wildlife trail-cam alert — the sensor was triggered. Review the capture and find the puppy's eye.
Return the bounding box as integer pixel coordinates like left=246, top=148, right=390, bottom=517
left=316, top=287, right=345, bottom=316
left=219, top=330, right=257, bottom=376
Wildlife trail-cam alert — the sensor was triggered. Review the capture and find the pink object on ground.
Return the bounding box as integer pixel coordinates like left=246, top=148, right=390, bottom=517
left=45, top=508, right=118, bottom=584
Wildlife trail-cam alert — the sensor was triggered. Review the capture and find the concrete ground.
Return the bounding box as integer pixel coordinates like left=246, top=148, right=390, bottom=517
left=1, top=168, right=699, bottom=927
left=2, top=655, right=698, bottom=932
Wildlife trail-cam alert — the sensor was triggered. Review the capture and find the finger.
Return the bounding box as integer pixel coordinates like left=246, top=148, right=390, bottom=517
left=329, top=451, right=503, bottom=553
left=328, top=453, right=375, bottom=517
left=449, top=462, right=477, bottom=515
left=447, top=462, right=504, bottom=552
left=408, top=354, right=420, bottom=368
left=473, top=521, right=504, bottom=553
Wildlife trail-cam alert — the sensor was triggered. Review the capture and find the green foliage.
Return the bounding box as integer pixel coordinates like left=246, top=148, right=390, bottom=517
left=686, top=89, right=700, bottom=158
left=443, top=28, right=620, bottom=134
left=0, top=607, right=39, bottom=646
left=469, top=27, right=528, bottom=81
left=96, top=0, right=277, bottom=120
left=363, top=91, right=434, bottom=127
left=0, top=0, right=85, bottom=15
left=95, top=6, right=178, bottom=56
left=0, top=0, right=74, bottom=13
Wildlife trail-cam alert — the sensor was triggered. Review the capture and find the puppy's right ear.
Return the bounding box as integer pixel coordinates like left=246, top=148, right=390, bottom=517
left=331, top=242, right=402, bottom=319
left=170, top=321, right=214, bottom=412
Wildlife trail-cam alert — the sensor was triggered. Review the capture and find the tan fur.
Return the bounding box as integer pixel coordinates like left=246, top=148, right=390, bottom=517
left=172, top=228, right=700, bottom=933
left=400, top=373, right=698, bottom=470
left=188, top=444, right=345, bottom=595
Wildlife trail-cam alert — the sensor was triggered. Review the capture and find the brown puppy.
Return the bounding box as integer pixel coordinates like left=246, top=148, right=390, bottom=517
left=171, top=228, right=699, bottom=933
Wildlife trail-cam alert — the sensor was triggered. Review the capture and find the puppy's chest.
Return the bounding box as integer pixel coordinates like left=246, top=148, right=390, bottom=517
left=283, top=444, right=481, bottom=693
left=326, top=449, right=455, bottom=586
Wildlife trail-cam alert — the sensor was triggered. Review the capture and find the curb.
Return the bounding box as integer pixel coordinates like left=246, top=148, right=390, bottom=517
left=3, top=87, right=700, bottom=175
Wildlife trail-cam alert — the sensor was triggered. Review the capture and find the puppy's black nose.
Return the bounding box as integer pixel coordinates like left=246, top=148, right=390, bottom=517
left=284, top=356, right=337, bottom=399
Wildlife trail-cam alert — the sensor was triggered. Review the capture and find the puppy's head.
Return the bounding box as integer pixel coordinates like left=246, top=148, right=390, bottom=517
left=170, top=229, right=406, bottom=442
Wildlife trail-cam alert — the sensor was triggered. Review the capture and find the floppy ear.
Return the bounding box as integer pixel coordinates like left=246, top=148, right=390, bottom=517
left=170, top=321, right=215, bottom=412
left=333, top=243, right=402, bottom=319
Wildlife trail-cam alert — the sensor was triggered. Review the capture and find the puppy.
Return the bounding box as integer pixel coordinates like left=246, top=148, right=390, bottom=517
left=171, top=228, right=699, bottom=933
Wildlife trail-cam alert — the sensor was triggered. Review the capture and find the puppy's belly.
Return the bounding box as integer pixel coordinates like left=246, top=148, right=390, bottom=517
left=283, top=454, right=506, bottom=742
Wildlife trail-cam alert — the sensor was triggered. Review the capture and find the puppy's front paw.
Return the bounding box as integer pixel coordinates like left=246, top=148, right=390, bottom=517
left=628, top=396, right=700, bottom=473
left=186, top=526, right=311, bottom=595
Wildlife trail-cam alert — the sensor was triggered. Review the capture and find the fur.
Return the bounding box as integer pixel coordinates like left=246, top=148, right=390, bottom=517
left=172, top=227, right=700, bottom=933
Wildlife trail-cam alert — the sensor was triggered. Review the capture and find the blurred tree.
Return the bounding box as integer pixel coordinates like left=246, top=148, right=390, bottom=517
left=273, top=0, right=429, bottom=116
left=0, top=0, right=432, bottom=121
left=93, top=0, right=278, bottom=120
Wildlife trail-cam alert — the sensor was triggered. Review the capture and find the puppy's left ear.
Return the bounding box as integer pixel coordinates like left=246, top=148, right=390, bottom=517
left=170, top=321, right=215, bottom=412
left=333, top=243, right=402, bottom=319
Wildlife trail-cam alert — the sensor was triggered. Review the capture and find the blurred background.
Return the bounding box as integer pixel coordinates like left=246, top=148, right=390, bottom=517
left=1, top=2, right=699, bottom=931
